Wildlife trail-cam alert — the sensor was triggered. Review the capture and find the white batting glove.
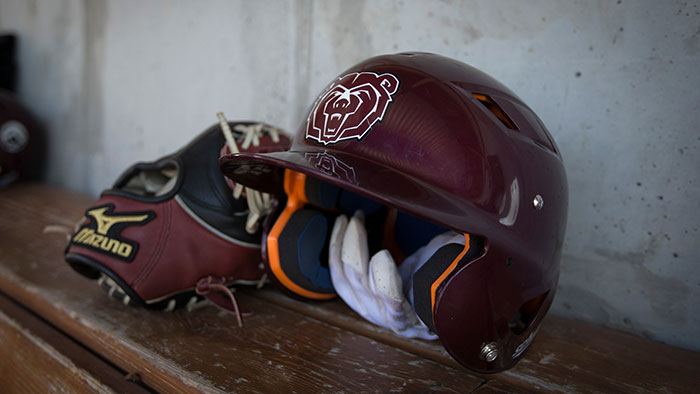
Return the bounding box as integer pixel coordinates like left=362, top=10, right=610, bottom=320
left=329, top=210, right=463, bottom=340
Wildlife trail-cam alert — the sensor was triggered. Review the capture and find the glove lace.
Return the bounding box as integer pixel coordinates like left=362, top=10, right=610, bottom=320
left=217, top=112, right=278, bottom=234
left=196, top=276, right=245, bottom=327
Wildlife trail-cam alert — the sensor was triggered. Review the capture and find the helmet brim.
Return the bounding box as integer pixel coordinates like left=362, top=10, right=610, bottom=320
left=219, top=148, right=480, bottom=234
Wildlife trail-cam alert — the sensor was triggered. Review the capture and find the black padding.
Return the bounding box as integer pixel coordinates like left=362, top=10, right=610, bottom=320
left=413, top=244, right=465, bottom=331
left=412, top=237, right=484, bottom=331
left=304, top=175, right=383, bottom=216
left=277, top=209, right=335, bottom=294
left=175, top=123, right=260, bottom=244
left=395, top=211, right=447, bottom=256
left=302, top=178, right=386, bottom=254
left=304, top=176, right=340, bottom=209
left=108, top=122, right=261, bottom=245
left=338, top=189, right=382, bottom=215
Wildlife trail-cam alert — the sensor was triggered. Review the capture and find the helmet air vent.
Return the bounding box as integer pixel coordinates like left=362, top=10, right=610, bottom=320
left=472, top=93, right=518, bottom=131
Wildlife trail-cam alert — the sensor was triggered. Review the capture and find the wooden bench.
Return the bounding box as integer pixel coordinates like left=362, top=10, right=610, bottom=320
left=0, top=183, right=698, bottom=393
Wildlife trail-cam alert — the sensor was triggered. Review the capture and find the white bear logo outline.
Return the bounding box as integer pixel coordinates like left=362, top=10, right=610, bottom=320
left=305, top=72, right=399, bottom=145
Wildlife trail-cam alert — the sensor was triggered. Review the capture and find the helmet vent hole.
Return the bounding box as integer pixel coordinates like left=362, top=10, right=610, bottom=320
left=508, top=292, right=548, bottom=335
left=472, top=93, right=518, bottom=131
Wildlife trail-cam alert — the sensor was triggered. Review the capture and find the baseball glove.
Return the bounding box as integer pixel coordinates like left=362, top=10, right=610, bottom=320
left=64, top=115, right=290, bottom=324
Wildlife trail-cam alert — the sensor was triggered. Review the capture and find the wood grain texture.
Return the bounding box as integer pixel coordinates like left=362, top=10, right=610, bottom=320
left=2, top=183, right=700, bottom=393
left=0, top=310, right=112, bottom=394
left=247, top=286, right=700, bottom=393
left=501, top=315, right=700, bottom=394
left=0, top=293, right=152, bottom=394
left=242, top=286, right=462, bottom=369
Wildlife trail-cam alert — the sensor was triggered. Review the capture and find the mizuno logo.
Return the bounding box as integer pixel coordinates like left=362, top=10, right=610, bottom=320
left=71, top=204, right=154, bottom=262
left=72, top=228, right=135, bottom=258
left=87, top=207, right=150, bottom=235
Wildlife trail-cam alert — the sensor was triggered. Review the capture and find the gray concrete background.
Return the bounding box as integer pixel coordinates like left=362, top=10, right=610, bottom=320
left=1, top=0, right=699, bottom=351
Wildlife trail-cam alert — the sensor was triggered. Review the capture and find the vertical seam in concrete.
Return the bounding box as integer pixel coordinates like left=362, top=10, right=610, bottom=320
left=82, top=0, right=106, bottom=193
left=292, top=0, right=314, bottom=128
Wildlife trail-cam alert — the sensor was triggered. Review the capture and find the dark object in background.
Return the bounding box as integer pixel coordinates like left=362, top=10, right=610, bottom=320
left=0, top=33, right=44, bottom=187
left=0, top=90, right=43, bottom=187
left=0, top=34, right=17, bottom=92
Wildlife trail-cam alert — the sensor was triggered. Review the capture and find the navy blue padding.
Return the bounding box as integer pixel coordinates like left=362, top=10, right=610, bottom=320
left=339, top=189, right=382, bottom=215
left=297, top=213, right=333, bottom=289
left=305, top=178, right=340, bottom=209
left=318, top=181, right=340, bottom=208
left=395, top=211, right=448, bottom=256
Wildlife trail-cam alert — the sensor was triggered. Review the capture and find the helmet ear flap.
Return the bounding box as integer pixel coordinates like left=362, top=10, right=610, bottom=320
left=412, top=235, right=485, bottom=331
left=412, top=243, right=467, bottom=331
left=265, top=205, right=336, bottom=300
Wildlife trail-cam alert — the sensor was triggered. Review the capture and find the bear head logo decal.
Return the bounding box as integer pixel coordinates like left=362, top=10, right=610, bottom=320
left=305, top=72, right=399, bottom=145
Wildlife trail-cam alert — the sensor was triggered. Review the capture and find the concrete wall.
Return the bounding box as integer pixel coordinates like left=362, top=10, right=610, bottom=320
left=1, top=0, right=699, bottom=351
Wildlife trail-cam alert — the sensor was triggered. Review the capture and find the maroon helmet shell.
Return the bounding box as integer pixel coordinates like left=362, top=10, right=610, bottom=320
left=220, top=52, right=568, bottom=372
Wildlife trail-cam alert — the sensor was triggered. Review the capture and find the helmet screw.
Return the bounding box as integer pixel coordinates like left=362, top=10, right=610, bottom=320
left=480, top=342, right=499, bottom=362
left=533, top=194, right=544, bottom=210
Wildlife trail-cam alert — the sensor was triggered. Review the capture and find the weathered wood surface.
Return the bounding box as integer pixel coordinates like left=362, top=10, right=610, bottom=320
left=0, top=293, right=152, bottom=394
left=1, top=182, right=700, bottom=393
left=0, top=309, right=111, bottom=393
left=249, top=287, right=700, bottom=393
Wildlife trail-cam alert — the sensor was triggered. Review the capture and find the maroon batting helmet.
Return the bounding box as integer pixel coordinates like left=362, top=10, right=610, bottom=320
left=220, top=52, right=568, bottom=372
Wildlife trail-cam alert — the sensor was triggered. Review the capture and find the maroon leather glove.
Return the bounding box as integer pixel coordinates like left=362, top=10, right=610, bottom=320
left=65, top=120, right=290, bottom=320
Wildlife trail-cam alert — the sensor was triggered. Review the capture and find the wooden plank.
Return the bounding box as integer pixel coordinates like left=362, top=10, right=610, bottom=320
left=3, top=183, right=700, bottom=393
left=471, top=379, right=541, bottom=394
left=498, top=315, right=700, bottom=394
left=246, top=287, right=700, bottom=393
left=0, top=293, right=152, bottom=394
left=242, top=286, right=462, bottom=369
left=0, top=272, right=481, bottom=393
left=0, top=182, right=483, bottom=393
left=0, top=309, right=112, bottom=393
